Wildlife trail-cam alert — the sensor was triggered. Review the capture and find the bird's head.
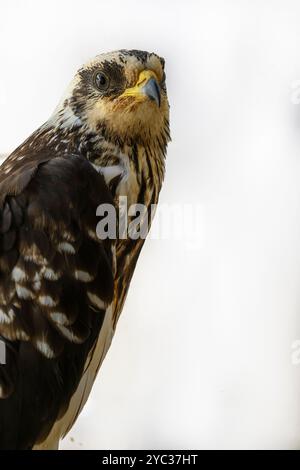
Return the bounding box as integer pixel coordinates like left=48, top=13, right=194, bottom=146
left=54, top=50, right=170, bottom=147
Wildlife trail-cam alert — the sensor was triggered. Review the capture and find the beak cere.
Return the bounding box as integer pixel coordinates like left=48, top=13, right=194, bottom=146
left=120, top=69, right=162, bottom=107
left=141, top=78, right=161, bottom=107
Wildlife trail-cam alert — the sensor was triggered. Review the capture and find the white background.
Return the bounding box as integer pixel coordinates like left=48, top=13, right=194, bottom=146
left=1, top=0, right=300, bottom=449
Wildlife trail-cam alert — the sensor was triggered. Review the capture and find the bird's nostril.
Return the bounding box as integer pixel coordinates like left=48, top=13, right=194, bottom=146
left=136, top=78, right=147, bottom=87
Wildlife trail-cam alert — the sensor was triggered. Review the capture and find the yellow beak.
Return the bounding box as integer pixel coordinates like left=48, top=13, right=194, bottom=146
left=120, top=70, right=161, bottom=107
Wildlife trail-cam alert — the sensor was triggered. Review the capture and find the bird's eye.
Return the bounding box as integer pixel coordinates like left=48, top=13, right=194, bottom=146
left=94, top=71, right=110, bottom=91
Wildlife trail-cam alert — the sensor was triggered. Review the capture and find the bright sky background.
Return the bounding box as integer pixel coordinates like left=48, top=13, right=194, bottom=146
left=1, top=0, right=300, bottom=449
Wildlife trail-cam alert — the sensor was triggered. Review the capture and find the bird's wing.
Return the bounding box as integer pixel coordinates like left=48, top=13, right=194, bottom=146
left=0, top=153, right=115, bottom=449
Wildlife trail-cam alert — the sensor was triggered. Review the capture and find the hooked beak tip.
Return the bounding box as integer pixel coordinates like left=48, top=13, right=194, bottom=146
left=142, top=77, right=161, bottom=107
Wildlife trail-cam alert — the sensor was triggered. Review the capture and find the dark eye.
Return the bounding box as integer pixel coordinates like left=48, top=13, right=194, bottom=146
left=94, top=71, right=110, bottom=91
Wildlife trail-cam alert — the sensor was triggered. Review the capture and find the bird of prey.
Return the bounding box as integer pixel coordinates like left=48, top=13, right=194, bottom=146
left=0, top=49, right=170, bottom=449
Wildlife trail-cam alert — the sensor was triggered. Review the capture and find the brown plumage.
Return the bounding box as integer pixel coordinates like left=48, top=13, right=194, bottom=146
left=0, top=49, right=170, bottom=449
